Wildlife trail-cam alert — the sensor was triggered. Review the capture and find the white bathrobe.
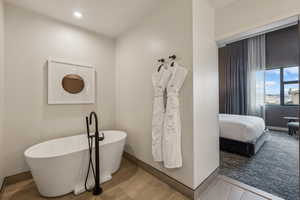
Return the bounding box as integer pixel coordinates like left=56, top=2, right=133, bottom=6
left=163, top=62, right=188, bottom=168
left=152, top=65, right=172, bottom=162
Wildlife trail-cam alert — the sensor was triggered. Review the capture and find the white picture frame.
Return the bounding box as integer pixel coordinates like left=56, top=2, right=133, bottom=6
left=48, top=58, right=95, bottom=104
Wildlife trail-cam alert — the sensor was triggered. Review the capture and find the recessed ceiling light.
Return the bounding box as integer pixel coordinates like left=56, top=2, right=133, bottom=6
left=73, top=11, right=83, bottom=19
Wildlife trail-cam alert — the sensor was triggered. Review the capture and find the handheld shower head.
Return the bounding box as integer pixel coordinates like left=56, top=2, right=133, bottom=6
left=89, top=112, right=99, bottom=133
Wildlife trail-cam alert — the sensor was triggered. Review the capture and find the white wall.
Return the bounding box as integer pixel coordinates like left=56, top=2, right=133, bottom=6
left=193, top=0, right=219, bottom=189
left=215, top=0, right=300, bottom=40
left=4, top=4, right=116, bottom=176
left=116, top=0, right=194, bottom=188
left=2, top=0, right=220, bottom=190
left=0, top=0, right=5, bottom=188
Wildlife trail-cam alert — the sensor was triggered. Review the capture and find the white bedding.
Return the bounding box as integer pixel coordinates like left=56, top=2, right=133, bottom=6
left=219, top=114, right=266, bottom=143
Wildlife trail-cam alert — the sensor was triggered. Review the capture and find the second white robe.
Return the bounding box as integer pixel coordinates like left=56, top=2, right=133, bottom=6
left=163, top=62, right=188, bottom=168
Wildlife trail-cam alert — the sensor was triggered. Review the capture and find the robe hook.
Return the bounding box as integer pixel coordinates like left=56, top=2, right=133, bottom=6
left=157, top=58, right=165, bottom=72
left=169, top=55, right=176, bottom=67
left=158, top=58, right=165, bottom=63
left=169, top=55, right=176, bottom=60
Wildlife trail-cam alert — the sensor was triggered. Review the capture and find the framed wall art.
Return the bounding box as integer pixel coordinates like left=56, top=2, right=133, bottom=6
left=48, top=59, right=95, bottom=104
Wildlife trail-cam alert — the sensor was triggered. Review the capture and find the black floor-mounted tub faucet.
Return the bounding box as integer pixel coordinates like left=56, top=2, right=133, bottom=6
left=85, top=111, right=105, bottom=196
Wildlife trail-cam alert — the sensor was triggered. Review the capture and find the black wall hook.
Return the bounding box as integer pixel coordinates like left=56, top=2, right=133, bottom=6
left=158, top=58, right=165, bottom=63
left=157, top=58, right=165, bottom=72
left=169, top=55, right=176, bottom=67
left=169, top=55, right=176, bottom=60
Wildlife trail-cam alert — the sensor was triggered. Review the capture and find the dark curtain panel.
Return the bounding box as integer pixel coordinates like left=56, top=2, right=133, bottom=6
left=266, top=25, right=299, bottom=69
left=264, top=24, right=300, bottom=127
left=219, top=40, right=248, bottom=115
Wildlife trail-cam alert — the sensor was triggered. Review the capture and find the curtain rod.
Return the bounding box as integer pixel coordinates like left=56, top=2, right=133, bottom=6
left=217, top=15, right=299, bottom=47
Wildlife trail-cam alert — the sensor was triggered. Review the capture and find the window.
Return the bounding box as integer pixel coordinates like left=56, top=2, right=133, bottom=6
left=265, top=66, right=299, bottom=105
left=265, top=69, right=280, bottom=104
left=284, top=66, right=299, bottom=82
left=283, top=66, right=299, bottom=105
left=284, top=83, right=299, bottom=105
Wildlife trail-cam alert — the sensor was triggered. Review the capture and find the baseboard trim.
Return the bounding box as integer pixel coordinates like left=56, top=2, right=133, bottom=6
left=193, top=168, right=219, bottom=200
left=123, top=152, right=219, bottom=200
left=0, top=177, right=4, bottom=192
left=0, top=171, right=32, bottom=192
left=123, top=152, right=194, bottom=199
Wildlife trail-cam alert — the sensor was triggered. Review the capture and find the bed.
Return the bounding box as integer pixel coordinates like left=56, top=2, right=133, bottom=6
left=219, top=114, right=269, bottom=157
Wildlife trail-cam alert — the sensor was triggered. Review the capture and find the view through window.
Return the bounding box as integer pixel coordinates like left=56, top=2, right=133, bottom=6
left=265, top=66, right=299, bottom=105
left=265, top=69, right=280, bottom=104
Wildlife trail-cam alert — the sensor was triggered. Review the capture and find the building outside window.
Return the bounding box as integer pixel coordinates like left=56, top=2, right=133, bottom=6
left=265, top=66, right=299, bottom=105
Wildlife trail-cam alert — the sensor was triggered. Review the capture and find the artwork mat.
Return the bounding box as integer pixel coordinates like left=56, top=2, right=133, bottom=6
left=48, top=58, right=96, bottom=104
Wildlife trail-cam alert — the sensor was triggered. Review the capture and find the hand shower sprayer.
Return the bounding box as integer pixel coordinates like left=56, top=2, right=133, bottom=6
left=85, top=112, right=105, bottom=196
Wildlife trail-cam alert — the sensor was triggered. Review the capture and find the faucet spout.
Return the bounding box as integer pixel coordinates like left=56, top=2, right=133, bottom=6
left=89, top=112, right=99, bottom=133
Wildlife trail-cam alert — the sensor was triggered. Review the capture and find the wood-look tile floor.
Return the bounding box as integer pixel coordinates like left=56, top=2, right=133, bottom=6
left=199, top=176, right=284, bottom=200
left=0, top=159, right=188, bottom=200
left=0, top=159, right=284, bottom=200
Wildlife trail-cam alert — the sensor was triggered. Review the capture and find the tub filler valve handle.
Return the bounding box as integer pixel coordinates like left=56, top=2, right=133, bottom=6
left=99, top=132, right=105, bottom=141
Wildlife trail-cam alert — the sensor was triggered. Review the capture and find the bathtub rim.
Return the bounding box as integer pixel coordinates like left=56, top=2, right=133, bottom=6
left=24, top=130, right=127, bottom=159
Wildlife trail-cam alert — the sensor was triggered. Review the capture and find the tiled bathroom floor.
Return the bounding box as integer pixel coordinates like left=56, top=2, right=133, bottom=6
left=0, top=159, right=283, bottom=200
left=199, top=176, right=284, bottom=200
left=0, top=159, right=188, bottom=200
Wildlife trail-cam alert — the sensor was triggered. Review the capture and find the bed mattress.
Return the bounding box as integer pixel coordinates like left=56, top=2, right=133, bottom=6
left=219, top=114, right=266, bottom=143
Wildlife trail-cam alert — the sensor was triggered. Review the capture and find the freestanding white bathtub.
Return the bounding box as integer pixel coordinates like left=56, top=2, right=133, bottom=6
left=24, top=130, right=126, bottom=197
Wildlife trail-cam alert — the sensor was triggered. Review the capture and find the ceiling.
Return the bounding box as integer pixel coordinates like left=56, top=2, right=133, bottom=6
left=5, top=0, right=241, bottom=38
left=5, top=0, right=162, bottom=38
